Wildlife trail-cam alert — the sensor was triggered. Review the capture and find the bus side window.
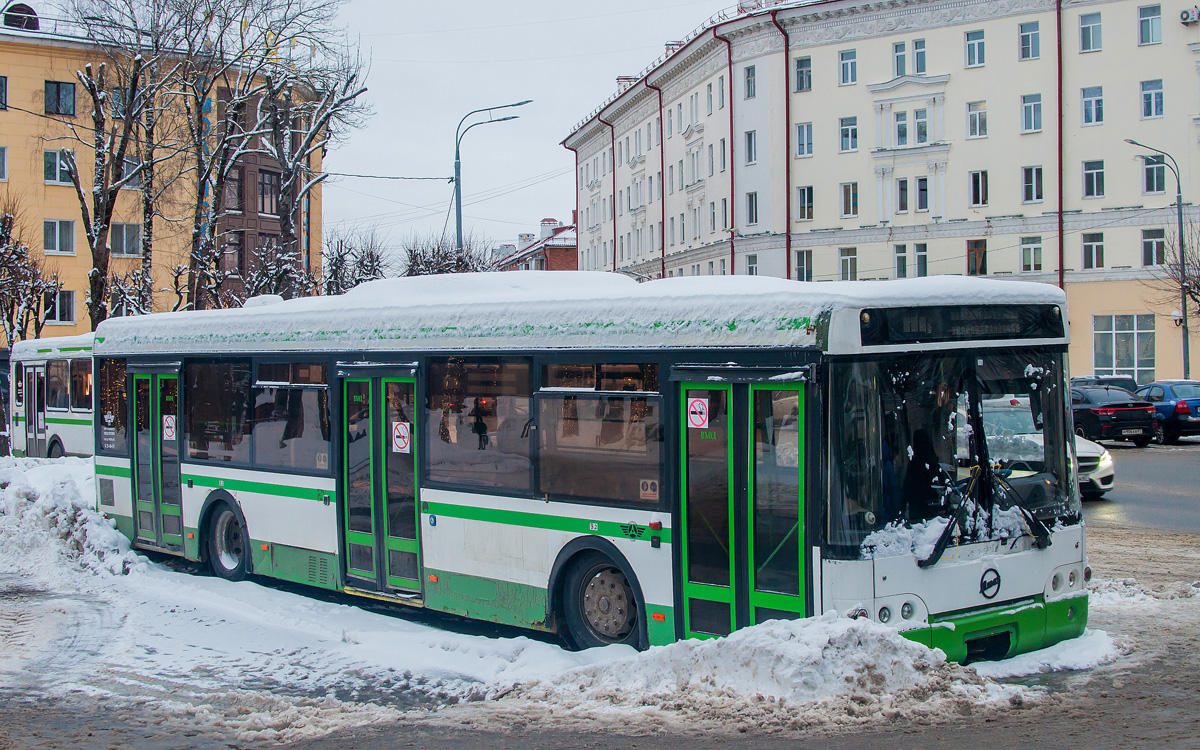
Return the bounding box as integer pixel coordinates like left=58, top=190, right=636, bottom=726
left=46, top=360, right=70, bottom=410
left=70, top=359, right=92, bottom=411
left=13, top=363, right=22, bottom=406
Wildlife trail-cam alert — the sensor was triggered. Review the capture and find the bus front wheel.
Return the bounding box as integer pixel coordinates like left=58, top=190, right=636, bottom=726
left=206, top=503, right=248, bottom=581
left=562, top=551, right=639, bottom=650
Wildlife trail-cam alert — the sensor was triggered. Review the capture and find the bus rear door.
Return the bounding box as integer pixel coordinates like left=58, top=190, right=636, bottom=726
left=24, top=365, right=45, bottom=457
left=131, top=372, right=184, bottom=551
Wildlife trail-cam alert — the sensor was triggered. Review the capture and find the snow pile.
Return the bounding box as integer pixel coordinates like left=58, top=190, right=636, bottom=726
left=0, top=457, right=143, bottom=579
left=861, top=503, right=1032, bottom=559
left=971, top=629, right=1121, bottom=679
left=1089, top=577, right=1200, bottom=609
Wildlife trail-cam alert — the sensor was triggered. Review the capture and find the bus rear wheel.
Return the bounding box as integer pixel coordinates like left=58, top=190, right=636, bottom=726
left=563, top=552, right=639, bottom=650
left=206, top=504, right=248, bottom=581
left=46, top=442, right=63, bottom=459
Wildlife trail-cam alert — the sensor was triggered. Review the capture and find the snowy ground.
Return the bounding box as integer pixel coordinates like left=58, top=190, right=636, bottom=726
left=0, top=457, right=1181, bottom=747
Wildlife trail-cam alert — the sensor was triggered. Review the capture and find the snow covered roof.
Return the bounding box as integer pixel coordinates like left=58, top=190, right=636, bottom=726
left=494, top=226, right=577, bottom=269
left=12, top=332, right=95, bottom=361
left=92, top=272, right=1067, bottom=357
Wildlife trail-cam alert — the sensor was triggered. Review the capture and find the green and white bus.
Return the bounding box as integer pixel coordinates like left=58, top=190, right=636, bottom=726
left=11, top=332, right=95, bottom=458
left=90, top=272, right=1088, bottom=660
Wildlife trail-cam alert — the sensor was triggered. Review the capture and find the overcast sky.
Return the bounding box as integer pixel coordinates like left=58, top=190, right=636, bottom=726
left=327, top=0, right=732, bottom=253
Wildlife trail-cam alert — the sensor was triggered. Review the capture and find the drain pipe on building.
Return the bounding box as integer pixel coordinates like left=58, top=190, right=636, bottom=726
left=645, top=80, right=668, bottom=279
left=714, top=27, right=736, bottom=274
left=770, top=10, right=794, bottom=281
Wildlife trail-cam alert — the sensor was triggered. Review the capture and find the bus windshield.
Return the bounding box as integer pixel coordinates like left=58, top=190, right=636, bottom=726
left=826, top=348, right=1076, bottom=559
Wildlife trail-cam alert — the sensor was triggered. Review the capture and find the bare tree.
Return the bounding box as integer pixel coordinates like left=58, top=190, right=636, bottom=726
left=401, top=232, right=493, bottom=277
left=1149, top=221, right=1200, bottom=319
left=0, top=195, right=62, bottom=346
left=320, top=224, right=392, bottom=294
left=242, top=237, right=315, bottom=300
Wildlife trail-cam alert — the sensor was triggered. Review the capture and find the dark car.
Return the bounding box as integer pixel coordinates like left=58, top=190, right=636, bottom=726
left=1070, top=386, right=1156, bottom=447
left=1071, top=375, right=1141, bottom=393
left=1134, top=380, right=1200, bottom=444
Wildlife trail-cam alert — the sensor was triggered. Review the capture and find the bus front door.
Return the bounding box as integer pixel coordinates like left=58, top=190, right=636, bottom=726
left=24, top=365, right=45, bottom=457
left=341, top=377, right=422, bottom=599
left=680, top=382, right=807, bottom=639
left=131, top=373, right=184, bottom=551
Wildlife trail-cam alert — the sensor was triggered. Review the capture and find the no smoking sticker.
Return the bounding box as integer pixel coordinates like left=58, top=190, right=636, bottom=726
left=687, top=397, right=709, bottom=429
left=391, top=421, right=411, bottom=453
left=162, top=414, right=176, bottom=441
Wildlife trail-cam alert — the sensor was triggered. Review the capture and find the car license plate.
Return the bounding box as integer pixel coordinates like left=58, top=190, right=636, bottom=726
left=1122, top=428, right=1142, bottom=435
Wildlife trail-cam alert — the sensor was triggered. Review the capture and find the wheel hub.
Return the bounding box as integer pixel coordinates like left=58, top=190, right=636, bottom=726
left=215, top=511, right=243, bottom=571
left=582, top=567, right=634, bottom=640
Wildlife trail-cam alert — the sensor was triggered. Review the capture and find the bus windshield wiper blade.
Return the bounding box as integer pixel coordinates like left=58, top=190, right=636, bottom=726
left=918, top=499, right=969, bottom=569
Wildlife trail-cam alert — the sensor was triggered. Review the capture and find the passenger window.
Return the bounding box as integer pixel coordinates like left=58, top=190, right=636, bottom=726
left=13, top=363, right=22, bottom=406
left=1148, top=386, right=1164, bottom=403
left=185, top=360, right=251, bottom=463
left=251, top=363, right=331, bottom=473
left=97, top=358, right=127, bottom=454
left=46, top=360, right=70, bottom=409
left=70, top=359, right=92, bottom=411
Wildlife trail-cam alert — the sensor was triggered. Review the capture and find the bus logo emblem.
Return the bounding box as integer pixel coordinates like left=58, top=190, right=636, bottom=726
left=980, top=568, right=1001, bottom=600
left=620, top=523, right=646, bottom=539
left=687, top=398, right=709, bottom=429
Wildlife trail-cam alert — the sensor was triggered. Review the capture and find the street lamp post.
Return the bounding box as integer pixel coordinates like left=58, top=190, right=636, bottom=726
left=454, top=100, right=532, bottom=261
left=1126, top=138, right=1190, bottom=380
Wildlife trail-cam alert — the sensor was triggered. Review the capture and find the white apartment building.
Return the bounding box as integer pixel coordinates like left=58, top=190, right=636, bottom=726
left=563, top=0, right=1200, bottom=382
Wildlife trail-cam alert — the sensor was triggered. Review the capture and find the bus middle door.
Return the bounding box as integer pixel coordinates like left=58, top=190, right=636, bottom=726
left=25, top=365, right=46, bottom=458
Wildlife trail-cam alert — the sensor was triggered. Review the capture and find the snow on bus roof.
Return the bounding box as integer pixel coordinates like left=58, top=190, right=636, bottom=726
left=11, top=331, right=95, bottom=360
left=93, top=272, right=1066, bottom=356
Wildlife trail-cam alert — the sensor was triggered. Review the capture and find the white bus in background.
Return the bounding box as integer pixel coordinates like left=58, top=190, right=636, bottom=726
left=11, top=332, right=95, bottom=458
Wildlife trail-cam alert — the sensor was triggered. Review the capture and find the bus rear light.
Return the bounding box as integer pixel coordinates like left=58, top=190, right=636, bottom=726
left=261, top=544, right=269, bottom=551
left=649, top=521, right=662, bottom=530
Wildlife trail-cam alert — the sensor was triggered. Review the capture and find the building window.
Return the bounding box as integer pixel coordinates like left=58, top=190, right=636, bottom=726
left=1080, top=12, right=1102, bottom=52
left=1021, top=94, right=1042, bottom=132
left=43, top=150, right=72, bottom=184
left=1082, top=86, right=1103, bottom=125
left=667, top=109, right=672, bottom=137
left=913, top=39, right=927, bottom=73
left=0, top=76, right=7, bottom=110
left=1082, top=232, right=1105, bottom=269
left=840, top=182, right=859, bottom=218
left=746, top=254, right=758, bottom=275
left=225, top=167, right=243, bottom=211
left=839, top=49, right=857, bottom=85
left=707, top=82, right=713, bottom=115
left=967, top=239, right=987, bottom=275
left=1141, top=79, right=1163, bottom=118
left=744, top=65, right=756, bottom=99
left=795, top=249, right=813, bottom=281
left=840, top=248, right=857, bottom=280
left=44, top=290, right=75, bottom=324
left=44, top=80, right=75, bottom=115
left=721, top=198, right=727, bottom=229
left=719, top=139, right=726, bottom=171
left=839, top=116, right=858, bottom=152
left=796, top=185, right=814, bottom=221
left=43, top=219, right=74, bottom=255
left=718, top=75, right=725, bottom=109
left=915, top=243, right=928, bottom=276
left=1023, top=165, right=1044, bottom=203
left=967, top=101, right=987, bottom=137
left=1093, top=314, right=1155, bottom=384
left=110, top=223, right=141, bottom=256
left=965, top=30, right=985, bottom=67
left=969, top=170, right=989, bottom=207
left=895, top=111, right=908, bottom=147
left=896, top=178, right=909, bottom=212
left=894, top=244, right=908, bottom=278
left=1143, top=155, right=1166, bottom=194
left=916, top=177, right=929, bottom=211
left=893, top=42, right=906, bottom=77
left=1083, top=160, right=1105, bottom=198
left=914, top=109, right=928, bottom=144
left=1138, top=4, right=1161, bottom=45
left=746, top=192, right=759, bottom=225
left=796, top=122, right=813, bottom=156
left=1142, top=228, right=1166, bottom=266
left=1021, top=236, right=1043, bottom=272
left=1020, top=21, right=1040, bottom=59
left=796, top=57, right=811, bottom=91
left=744, top=130, right=757, bottom=164
left=708, top=145, right=714, bottom=176
left=257, top=170, right=281, bottom=215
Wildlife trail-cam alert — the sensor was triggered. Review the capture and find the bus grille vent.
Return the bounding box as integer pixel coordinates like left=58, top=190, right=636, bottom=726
left=307, top=555, right=330, bottom=586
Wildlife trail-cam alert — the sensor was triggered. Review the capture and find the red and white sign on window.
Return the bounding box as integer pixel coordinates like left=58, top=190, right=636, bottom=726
left=687, top=397, right=709, bottom=429
left=162, top=414, right=176, bottom=441
left=391, top=421, right=411, bottom=453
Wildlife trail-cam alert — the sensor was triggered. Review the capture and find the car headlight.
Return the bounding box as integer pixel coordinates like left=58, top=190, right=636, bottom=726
left=1098, top=450, right=1113, bottom=468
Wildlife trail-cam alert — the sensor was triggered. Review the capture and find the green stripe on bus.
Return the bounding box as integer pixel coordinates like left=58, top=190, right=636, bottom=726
left=182, top=473, right=331, bottom=502
left=423, top=501, right=673, bottom=545
left=45, top=417, right=91, bottom=426
left=56, top=346, right=93, bottom=352
left=96, top=464, right=132, bottom=478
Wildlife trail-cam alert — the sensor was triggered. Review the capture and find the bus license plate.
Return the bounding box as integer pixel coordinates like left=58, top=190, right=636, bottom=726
left=1122, top=429, right=1142, bottom=435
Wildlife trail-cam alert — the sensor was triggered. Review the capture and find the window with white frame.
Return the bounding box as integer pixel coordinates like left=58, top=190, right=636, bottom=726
left=667, top=165, right=674, bottom=194
left=1080, top=12, right=1102, bottom=52
left=1023, top=165, right=1044, bottom=203
left=1021, top=94, right=1042, bottom=132
left=667, top=109, right=673, bottom=137
left=744, top=65, right=756, bottom=98
left=914, top=108, right=928, bottom=143
left=896, top=178, right=909, bottom=212
left=669, top=216, right=675, bottom=245
left=745, top=130, right=757, bottom=164
left=841, top=182, right=858, bottom=217
left=795, top=57, right=811, bottom=92
left=708, top=144, right=714, bottom=176
left=894, top=244, right=908, bottom=278
left=1082, top=232, right=1104, bottom=269
left=1141, top=79, right=1163, bottom=118
left=1021, top=236, right=1043, bottom=272
left=43, top=149, right=72, bottom=184
left=718, top=75, right=725, bottom=108
left=969, top=170, right=989, bottom=206
left=916, top=176, right=929, bottom=211
left=794, top=123, right=813, bottom=156
left=914, top=39, right=927, bottom=73
left=1142, top=228, right=1166, bottom=266
left=893, top=42, right=906, bottom=77
left=1138, top=4, right=1161, bottom=45
left=1082, top=86, right=1103, bottom=124
left=1143, top=155, right=1166, bottom=194
left=43, top=219, right=74, bottom=254
left=710, top=202, right=716, bottom=232
left=965, top=30, right=985, bottom=67
left=1093, top=314, right=1155, bottom=384
left=44, top=290, right=75, bottom=324
left=746, top=192, right=759, bottom=225
left=719, top=139, right=726, bottom=171
left=839, top=116, right=858, bottom=151
left=721, top=198, right=728, bottom=228
left=746, top=254, right=758, bottom=276
left=839, top=50, right=857, bottom=84
left=110, top=223, right=141, bottom=256
left=707, top=83, right=713, bottom=115
left=795, top=249, right=813, bottom=281
left=967, top=101, right=987, bottom=137
left=796, top=185, right=814, bottom=220
left=1020, top=21, right=1040, bottom=59
left=1083, top=160, right=1105, bottom=198
left=840, top=248, right=857, bottom=280
left=895, top=111, right=908, bottom=146
left=915, top=243, right=928, bottom=276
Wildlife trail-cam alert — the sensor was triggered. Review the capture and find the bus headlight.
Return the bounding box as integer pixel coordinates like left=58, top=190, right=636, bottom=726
left=878, top=606, right=892, bottom=623
left=901, top=602, right=914, bottom=620
left=1068, top=570, right=1078, bottom=588
left=1052, top=573, right=1062, bottom=591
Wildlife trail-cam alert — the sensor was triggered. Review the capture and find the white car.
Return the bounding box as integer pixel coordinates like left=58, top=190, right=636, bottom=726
left=1075, top=434, right=1115, bottom=500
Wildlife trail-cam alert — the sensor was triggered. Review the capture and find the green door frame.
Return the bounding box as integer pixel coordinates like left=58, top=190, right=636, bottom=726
left=343, top=377, right=377, bottom=582
left=131, top=373, right=183, bottom=550
left=132, top=374, right=156, bottom=545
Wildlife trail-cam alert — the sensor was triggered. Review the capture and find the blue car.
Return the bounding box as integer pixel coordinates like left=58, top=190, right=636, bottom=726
left=1134, top=380, right=1200, bottom=444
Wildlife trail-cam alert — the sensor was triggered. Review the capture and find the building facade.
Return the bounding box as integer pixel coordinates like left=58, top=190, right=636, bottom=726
left=563, top=0, right=1200, bottom=382
left=493, top=217, right=578, bottom=272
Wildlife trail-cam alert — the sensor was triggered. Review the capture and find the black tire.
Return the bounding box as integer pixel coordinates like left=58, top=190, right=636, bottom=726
left=1154, top=423, right=1165, bottom=445
left=562, top=551, right=640, bottom=650
left=1164, top=427, right=1181, bottom=445
left=1131, top=436, right=1152, bottom=448
left=1074, top=424, right=1088, bottom=440
left=46, top=441, right=63, bottom=459
left=205, top=502, right=248, bottom=581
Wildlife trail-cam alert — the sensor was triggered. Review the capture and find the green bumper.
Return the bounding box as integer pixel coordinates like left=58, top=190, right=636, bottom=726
left=902, top=593, right=1088, bottom=663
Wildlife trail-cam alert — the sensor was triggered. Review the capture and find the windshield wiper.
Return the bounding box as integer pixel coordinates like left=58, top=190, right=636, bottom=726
left=917, top=497, right=970, bottom=569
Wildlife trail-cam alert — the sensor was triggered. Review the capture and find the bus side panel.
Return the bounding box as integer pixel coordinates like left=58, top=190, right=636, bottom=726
left=95, top=457, right=134, bottom=540
left=419, top=488, right=675, bottom=641
left=45, top=419, right=93, bottom=456
left=179, top=464, right=340, bottom=589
